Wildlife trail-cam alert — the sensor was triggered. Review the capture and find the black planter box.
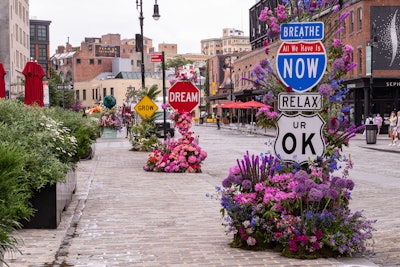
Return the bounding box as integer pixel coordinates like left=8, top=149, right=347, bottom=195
left=22, top=171, right=77, bottom=229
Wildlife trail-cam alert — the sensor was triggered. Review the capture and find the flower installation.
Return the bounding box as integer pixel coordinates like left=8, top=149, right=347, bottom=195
left=98, top=109, right=123, bottom=131
left=144, top=110, right=207, bottom=173
left=210, top=0, right=376, bottom=260
left=144, top=69, right=207, bottom=173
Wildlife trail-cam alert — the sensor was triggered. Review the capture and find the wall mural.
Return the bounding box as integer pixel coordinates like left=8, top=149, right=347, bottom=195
left=371, top=6, right=400, bottom=70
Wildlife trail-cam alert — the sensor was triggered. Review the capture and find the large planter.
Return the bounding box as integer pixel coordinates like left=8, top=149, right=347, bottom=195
left=102, top=127, right=117, bottom=139
left=22, top=170, right=77, bottom=229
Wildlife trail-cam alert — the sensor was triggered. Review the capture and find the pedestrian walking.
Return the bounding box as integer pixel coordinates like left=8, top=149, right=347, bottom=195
left=373, top=113, right=383, bottom=135
left=388, top=111, right=397, bottom=146
left=216, top=115, right=220, bottom=130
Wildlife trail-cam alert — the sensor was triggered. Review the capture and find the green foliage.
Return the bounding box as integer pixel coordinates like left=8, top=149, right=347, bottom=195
left=0, top=144, right=34, bottom=260
left=47, top=68, right=75, bottom=108
left=129, top=117, right=161, bottom=152
left=42, top=106, right=99, bottom=161
left=165, top=56, right=194, bottom=71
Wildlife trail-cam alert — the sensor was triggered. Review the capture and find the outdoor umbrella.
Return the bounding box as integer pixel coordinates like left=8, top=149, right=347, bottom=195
left=0, top=62, right=6, bottom=98
left=23, top=61, right=45, bottom=106
left=237, top=100, right=272, bottom=134
left=217, top=101, right=243, bottom=109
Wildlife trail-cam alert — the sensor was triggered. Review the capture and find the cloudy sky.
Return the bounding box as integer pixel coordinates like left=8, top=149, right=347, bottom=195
left=30, top=0, right=258, bottom=55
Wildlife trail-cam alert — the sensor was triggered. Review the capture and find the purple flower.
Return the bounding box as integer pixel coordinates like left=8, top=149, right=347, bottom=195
left=318, top=83, right=334, bottom=97
left=222, top=178, right=232, bottom=188
left=345, top=179, right=355, bottom=190
left=263, top=92, right=274, bottom=105
left=294, top=170, right=309, bottom=183
left=333, top=58, right=345, bottom=71
left=333, top=39, right=342, bottom=48
left=294, top=183, right=307, bottom=197
left=242, top=179, right=252, bottom=190
left=308, top=188, right=323, bottom=202
left=326, top=189, right=339, bottom=200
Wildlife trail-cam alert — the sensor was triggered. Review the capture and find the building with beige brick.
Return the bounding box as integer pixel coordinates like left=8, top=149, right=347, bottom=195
left=0, top=0, right=30, bottom=98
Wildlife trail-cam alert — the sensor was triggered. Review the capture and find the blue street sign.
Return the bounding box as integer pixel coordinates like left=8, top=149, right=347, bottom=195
left=276, top=41, right=327, bottom=93
left=280, top=22, right=324, bottom=41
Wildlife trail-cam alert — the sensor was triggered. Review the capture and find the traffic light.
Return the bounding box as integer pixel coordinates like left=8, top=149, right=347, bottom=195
left=135, top=34, right=143, bottom=52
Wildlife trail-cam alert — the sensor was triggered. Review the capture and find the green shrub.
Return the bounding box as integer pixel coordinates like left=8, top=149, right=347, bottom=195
left=0, top=143, right=34, bottom=261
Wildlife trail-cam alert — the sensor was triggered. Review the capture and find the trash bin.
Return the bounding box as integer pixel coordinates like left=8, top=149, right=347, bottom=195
left=365, top=124, right=378, bottom=144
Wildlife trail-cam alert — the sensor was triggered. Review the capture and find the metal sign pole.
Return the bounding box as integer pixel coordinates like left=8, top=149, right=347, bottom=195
left=162, top=51, right=167, bottom=140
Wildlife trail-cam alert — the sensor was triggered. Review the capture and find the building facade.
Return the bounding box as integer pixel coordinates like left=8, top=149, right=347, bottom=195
left=201, top=28, right=251, bottom=56
left=206, top=0, right=400, bottom=130
left=0, top=0, right=30, bottom=98
left=29, top=19, right=51, bottom=77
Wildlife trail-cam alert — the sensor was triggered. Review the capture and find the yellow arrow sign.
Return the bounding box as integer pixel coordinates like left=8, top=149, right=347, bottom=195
left=134, top=95, right=158, bottom=119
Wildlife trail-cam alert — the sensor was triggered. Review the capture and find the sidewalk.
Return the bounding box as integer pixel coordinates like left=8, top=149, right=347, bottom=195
left=4, top=127, right=387, bottom=266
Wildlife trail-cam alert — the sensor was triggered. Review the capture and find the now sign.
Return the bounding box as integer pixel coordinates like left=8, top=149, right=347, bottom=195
left=276, top=41, right=326, bottom=92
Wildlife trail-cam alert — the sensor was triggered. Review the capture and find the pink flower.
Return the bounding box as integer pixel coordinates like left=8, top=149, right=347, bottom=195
left=246, top=237, right=257, bottom=246
left=188, top=155, right=197, bottom=164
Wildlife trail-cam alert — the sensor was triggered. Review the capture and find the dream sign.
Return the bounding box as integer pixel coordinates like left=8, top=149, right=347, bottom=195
left=276, top=41, right=327, bottom=92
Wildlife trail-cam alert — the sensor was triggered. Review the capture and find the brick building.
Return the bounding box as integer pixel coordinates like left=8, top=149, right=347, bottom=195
left=207, top=0, right=400, bottom=129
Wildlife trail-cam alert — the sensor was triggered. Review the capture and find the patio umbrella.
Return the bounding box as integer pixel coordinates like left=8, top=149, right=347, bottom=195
left=23, top=61, right=45, bottom=106
left=217, top=101, right=243, bottom=109
left=237, top=100, right=271, bottom=109
left=237, top=100, right=272, bottom=134
left=0, top=62, right=6, bottom=98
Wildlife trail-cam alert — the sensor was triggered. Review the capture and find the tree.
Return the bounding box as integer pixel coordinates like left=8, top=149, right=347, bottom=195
left=165, top=56, right=194, bottom=73
left=47, top=68, right=75, bottom=108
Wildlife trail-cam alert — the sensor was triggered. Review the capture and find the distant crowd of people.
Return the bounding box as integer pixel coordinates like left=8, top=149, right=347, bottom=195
left=363, top=112, right=400, bottom=146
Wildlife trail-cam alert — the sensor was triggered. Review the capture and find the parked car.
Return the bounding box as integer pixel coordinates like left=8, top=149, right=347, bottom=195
left=154, top=110, right=175, bottom=137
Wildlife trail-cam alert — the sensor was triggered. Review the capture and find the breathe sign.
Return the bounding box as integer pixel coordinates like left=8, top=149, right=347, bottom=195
left=280, top=22, right=324, bottom=41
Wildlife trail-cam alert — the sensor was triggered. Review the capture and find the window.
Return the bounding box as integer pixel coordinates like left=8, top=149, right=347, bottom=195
left=76, top=90, right=80, bottom=100
left=92, top=89, right=95, bottom=100
left=97, top=59, right=102, bottom=65
left=349, top=10, right=354, bottom=34
left=350, top=51, right=354, bottom=77
left=358, top=47, right=362, bottom=75
left=136, top=60, right=141, bottom=68
left=357, top=7, right=362, bottom=31
left=83, top=89, right=87, bottom=100
left=37, top=25, right=47, bottom=41
left=342, top=20, right=346, bottom=36
left=38, top=44, right=47, bottom=60
left=90, top=59, right=94, bottom=65
left=103, top=88, right=107, bottom=98
left=30, top=44, right=35, bottom=59
left=76, top=58, right=81, bottom=64
left=30, top=25, right=35, bottom=40
left=110, top=88, right=114, bottom=96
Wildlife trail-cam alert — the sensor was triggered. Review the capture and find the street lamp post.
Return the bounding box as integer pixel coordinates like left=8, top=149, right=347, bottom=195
left=136, top=0, right=160, bottom=89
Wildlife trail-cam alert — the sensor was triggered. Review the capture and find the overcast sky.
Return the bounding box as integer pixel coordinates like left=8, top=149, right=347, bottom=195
left=30, top=0, right=257, bottom=55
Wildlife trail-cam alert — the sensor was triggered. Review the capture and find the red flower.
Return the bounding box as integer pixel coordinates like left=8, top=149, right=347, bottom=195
left=285, top=86, right=293, bottom=92
left=315, top=229, right=323, bottom=239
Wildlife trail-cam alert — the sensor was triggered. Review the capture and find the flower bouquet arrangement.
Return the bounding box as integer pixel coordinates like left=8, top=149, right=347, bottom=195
left=144, top=110, right=207, bottom=173
left=98, top=109, right=122, bottom=131
left=210, top=0, right=376, bottom=260
left=169, top=68, right=197, bottom=86
left=211, top=150, right=375, bottom=258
